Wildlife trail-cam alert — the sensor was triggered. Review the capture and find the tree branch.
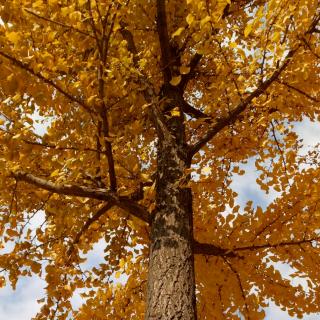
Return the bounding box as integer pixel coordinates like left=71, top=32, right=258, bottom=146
left=24, top=8, right=94, bottom=38
left=223, top=258, right=250, bottom=319
left=12, top=171, right=150, bottom=223
left=0, top=51, right=93, bottom=114
left=156, top=0, right=172, bottom=83
left=193, top=241, right=237, bottom=257
left=67, top=202, right=114, bottom=257
left=0, top=128, right=100, bottom=153
left=119, top=22, right=173, bottom=141
left=194, top=236, right=320, bottom=256
left=179, top=53, right=202, bottom=91
left=121, top=13, right=204, bottom=121
left=188, top=48, right=298, bottom=157
left=278, top=80, right=319, bottom=103
left=180, top=97, right=210, bottom=119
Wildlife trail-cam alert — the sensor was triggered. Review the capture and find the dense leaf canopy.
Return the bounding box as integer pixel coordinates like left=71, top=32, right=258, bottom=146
left=0, top=0, right=319, bottom=319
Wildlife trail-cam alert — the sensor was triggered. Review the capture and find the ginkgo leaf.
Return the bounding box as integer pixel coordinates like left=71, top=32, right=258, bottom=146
left=6, top=229, right=19, bottom=237
left=171, top=27, right=184, bottom=38
left=201, top=167, right=211, bottom=175
left=179, top=66, right=191, bottom=74
left=170, top=109, right=181, bottom=117
left=50, top=169, right=60, bottom=177
left=272, top=32, right=281, bottom=42
left=6, top=31, right=21, bottom=45
left=244, top=23, right=253, bottom=37
left=170, top=75, right=182, bottom=86
left=91, top=222, right=100, bottom=230
left=200, top=16, right=211, bottom=28
left=30, top=262, right=42, bottom=274
left=186, top=14, right=195, bottom=26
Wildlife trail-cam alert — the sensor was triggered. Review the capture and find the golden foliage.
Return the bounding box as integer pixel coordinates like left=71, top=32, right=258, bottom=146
left=0, top=0, right=319, bottom=318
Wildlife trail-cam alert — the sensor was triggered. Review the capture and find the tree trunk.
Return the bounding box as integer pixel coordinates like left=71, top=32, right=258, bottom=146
left=146, top=116, right=196, bottom=319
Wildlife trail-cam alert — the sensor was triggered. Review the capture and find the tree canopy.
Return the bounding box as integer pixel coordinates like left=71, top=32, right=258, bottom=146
left=0, top=0, right=319, bottom=319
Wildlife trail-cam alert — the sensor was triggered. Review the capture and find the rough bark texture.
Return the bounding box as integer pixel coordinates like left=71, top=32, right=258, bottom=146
left=146, top=115, right=196, bottom=320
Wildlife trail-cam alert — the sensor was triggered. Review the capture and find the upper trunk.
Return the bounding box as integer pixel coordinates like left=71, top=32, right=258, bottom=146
left=145, top=115, right=196, bottom=319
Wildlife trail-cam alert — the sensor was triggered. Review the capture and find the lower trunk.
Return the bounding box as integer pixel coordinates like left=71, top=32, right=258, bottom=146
left=145, top=117, right=196, bottom=319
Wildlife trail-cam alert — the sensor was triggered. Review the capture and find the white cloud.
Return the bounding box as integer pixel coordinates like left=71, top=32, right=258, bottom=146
left=0, top=276, right=45, bottom=320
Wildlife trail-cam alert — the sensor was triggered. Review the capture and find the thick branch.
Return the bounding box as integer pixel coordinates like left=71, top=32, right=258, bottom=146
left=193, top=241, right=237, bottom=257
left=188, top=48, right=298, bottom=157
left=0, top=51, right=93, bottom=114
left=12, top=171, right=150, bottom=223
left=120, top=23, right=138, bottom=64
left=180, top=98, right=209, bottom=119
left=194, top=237, right=320, bottom=256
left=156, top=0, right=172, bottom=82
left=121, top=18, right=204, bottom=121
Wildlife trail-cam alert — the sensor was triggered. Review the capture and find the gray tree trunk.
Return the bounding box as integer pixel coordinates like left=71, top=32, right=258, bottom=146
left=145, top=116, right=197, bottom=319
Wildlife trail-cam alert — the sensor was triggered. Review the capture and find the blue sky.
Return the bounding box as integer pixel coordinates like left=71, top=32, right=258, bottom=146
left=0, top=119, right=319, bottom=319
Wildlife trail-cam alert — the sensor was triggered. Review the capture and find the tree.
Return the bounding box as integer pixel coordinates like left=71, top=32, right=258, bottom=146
left=0, top=0, right=319, bottom=318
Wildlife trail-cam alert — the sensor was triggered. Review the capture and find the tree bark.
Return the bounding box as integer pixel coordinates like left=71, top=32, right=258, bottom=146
left=146, top=115, right=197, bottom=319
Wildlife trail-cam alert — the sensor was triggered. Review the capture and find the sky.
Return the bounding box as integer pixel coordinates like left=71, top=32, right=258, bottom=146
left=0, top=118, right=319, bottom=319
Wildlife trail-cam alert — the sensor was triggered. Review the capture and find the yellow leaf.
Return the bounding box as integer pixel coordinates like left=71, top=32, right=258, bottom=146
left=91, top=221, right=100, bottom=230
left=7, top=229, right=19, bottom=237
left=31, top=262, right=42, bottom=274
left=32, top=0, right=43, bottom=9
left=172, top=27, right=184, bottom=38
left=10, top=165, right=21, bottom=173
left=50, top=169, right=60, bottom=177
left=12, top=133, right=21, bottom=140
left=186, top=14, right=195, bottom=26
left=47, top=31, right=57, bottom=42
left=61, top=6, right=72, bottom=17
left=179, top=66, right=191, bottom=75
left=6, top=31, right=21, bottom=45
left=170, top=109, right=181, bottom=117
left=69, top=11, right=81, bottom=22
left=170, top=75, right=182, bottom=86
left=256, top=206, right=263, bottom=215
left=244, top=23, right=253, bottom=37
left=200, top=16, right=211, bottom=28
left=115, top=271, right=121, bottom=279
left=141, top=173, right=151, bottom=182
left=119, top=259, right=125, bottom=268
left=229, top=42, right=237, bottom=48
left=256, top=6, right=264, bottom=18
left=201, top=167, right=211, bottom=175
left=64, top=284, right=72, bottom=292
left=272, top=31, right=281, bottom=42
left=87, top=95, right=97, bottom=105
